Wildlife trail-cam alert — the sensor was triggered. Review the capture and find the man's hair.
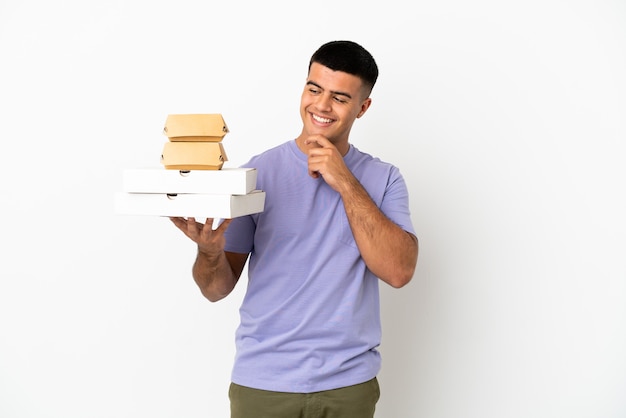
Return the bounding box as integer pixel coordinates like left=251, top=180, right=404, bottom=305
left=309, top=40, right=379, bottom=95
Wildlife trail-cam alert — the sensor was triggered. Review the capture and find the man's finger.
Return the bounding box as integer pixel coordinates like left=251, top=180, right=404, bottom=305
left=304, top=135, right=332, bottom=149
left=169, top=217, right=184, bottom=227
left=199, top=218, right=216, bottom=239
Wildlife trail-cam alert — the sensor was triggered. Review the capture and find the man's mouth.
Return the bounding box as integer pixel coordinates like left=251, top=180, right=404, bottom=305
left=312, top=113, right=333, bottom=124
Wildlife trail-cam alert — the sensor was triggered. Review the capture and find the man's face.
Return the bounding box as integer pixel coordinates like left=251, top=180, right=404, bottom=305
left=299, top=62, right=371, bottom=146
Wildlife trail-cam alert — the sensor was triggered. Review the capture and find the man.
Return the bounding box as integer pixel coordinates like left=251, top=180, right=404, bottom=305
left=170, top=40, right=418, bottom=418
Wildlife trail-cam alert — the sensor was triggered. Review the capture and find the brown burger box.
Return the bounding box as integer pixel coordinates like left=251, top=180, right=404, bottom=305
left=161, top=141, right=228, bottom=170
left=163, top=113, right=229, bottom=142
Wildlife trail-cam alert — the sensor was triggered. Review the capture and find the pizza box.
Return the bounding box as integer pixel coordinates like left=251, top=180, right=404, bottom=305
left=122, top=167, right=257, bottom=195
left=114, top=190, right=265, bottom=218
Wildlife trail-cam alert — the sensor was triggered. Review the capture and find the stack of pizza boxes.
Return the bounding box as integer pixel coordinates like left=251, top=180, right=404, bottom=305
left=115, top=114, right=265, bottom=219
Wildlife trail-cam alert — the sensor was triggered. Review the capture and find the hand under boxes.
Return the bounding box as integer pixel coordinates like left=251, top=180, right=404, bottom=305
left=115, top=114, right=265, bottom=219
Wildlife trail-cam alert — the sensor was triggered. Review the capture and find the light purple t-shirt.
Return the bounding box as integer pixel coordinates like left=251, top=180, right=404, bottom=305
left=224, top=140, right=415, bottom=393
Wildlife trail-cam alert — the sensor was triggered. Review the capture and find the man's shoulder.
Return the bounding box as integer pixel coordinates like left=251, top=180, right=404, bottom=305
left=350, top=145, right=399, bottom=172
left=244, top=140, right=292, bottom=166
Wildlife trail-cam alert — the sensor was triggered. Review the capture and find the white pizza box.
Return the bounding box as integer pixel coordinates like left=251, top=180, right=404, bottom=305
left=114, top=190, right=265, bottom=219
left=122, top=167, right=257, bottom=195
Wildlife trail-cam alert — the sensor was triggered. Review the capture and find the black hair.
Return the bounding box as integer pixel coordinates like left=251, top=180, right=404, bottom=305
left=309, top=40, right=379, bottom=94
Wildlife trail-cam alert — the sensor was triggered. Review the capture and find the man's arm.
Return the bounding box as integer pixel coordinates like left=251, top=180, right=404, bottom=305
left=305, top=137, right=418, bottom=288
left=336, top=177, right=418, bottom=288
left=170, top=217, right=249, bottom=302
left=192, top=250, right=248, bottom=302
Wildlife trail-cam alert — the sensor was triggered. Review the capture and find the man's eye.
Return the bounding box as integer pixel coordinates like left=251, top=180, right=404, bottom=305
left=334, top=96, right=347, bottom=103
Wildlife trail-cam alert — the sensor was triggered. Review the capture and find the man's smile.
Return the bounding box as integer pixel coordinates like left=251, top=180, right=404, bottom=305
left=311, top=113, right=334, bottom=124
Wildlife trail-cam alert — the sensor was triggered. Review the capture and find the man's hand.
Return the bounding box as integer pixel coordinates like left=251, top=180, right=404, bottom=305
left=170, top=217, right=244, bottom=302
left=304, top=135, right=353, bottom=192
left=169, top=217, right=232, bottom=256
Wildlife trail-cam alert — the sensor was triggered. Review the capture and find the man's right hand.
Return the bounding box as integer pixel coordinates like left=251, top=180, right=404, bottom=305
left=170, top=217, right=245, bottom=302
left=169, top=217, right=233, bottom=255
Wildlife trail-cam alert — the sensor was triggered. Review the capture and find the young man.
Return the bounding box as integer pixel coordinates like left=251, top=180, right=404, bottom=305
left=170, top=40, right=418, bottom=418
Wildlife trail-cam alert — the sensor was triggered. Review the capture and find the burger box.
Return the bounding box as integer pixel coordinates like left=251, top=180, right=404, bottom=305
left=122, top=167, right=257, bottom=195
left=163, top=113, right=229, bottom=142
left=114, top=190, right=266, bottom=219
left=161, top=141, right=227, bottom=170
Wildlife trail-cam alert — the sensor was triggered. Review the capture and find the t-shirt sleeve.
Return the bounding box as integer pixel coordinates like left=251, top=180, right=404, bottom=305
left=223, top=214, right=256, bottom=254
left=223, top=156, right=262, bottom=255
left=380, top=167, right=416, bottom=236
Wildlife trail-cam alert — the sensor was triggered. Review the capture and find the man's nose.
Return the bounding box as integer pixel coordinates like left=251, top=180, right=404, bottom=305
left=314, top=93, right=332, bottom=111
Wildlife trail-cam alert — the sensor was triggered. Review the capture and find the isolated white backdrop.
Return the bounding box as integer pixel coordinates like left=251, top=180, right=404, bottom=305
left=1, top=1, right=625, bottom=417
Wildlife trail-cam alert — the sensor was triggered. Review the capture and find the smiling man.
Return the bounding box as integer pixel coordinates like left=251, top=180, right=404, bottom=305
left=170, top=40, right=418, bottom=418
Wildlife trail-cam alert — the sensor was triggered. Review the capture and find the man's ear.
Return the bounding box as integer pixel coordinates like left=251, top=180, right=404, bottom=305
left=357, top=97, right=372, bottom=118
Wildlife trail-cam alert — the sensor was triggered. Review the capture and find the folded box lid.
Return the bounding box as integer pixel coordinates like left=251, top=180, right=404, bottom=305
left=163, top=114, right=229, bottom=142
left=161, top=141, right=228, bottom=170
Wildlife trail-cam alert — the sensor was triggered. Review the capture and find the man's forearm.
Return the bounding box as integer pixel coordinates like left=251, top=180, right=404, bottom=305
left=192, top=250, right=238, bottom=302
left=340, top=178, right=418, bottom=288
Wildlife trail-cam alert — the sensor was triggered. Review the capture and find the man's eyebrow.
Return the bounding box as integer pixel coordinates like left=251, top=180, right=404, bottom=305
left=306, top=81, right=352, bottom=99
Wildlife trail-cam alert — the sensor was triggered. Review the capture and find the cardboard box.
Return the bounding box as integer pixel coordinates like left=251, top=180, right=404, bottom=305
left=114, top=190, right=266, bottom=218
left=163, top=114, right=229, bottom=142
left=122, top=167, right=257, bottom=195
left=161, top=141, right=228, bottom=170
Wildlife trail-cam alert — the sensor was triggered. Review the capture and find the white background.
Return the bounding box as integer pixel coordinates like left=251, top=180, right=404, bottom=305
left=1, top=1, right=625, bottom=417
